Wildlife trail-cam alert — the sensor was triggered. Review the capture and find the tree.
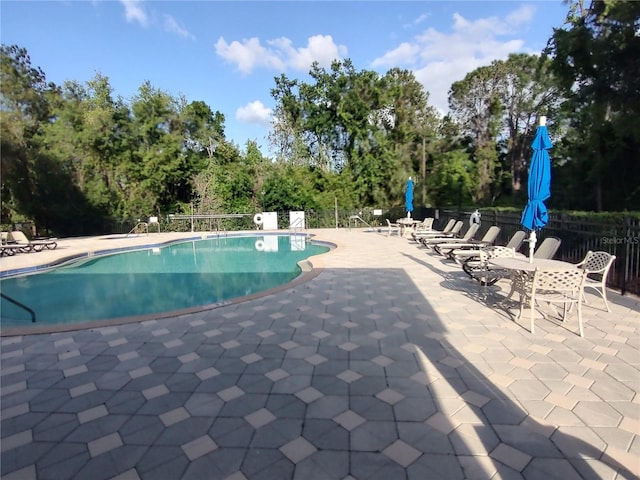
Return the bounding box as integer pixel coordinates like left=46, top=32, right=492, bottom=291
left=498, top=54, right=562, bottom=195
left=0, top=44, right=106, bottom=234
left=546, top=0, right=640, bottom=211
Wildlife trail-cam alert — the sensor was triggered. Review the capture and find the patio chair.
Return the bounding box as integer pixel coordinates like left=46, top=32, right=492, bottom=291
left=515, top=267, right=588, bottom=337
left=414, top=217, right=434, bottom=233
left=9, top=231, right=58, bottom=252
left=575, top=250, right=616, bottom=311
left=385, top=219, right=400, bottom=237
left=419, top=222, right=477, bottom=249
left=463, top=246, right=516, bottom=285
left=449, top=229, right=526, bottom=264
left=433, top=226, right=501, bottom=256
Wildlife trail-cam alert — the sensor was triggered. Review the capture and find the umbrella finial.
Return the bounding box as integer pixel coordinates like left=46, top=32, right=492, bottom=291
left=539, top=115, right=547, bottom=126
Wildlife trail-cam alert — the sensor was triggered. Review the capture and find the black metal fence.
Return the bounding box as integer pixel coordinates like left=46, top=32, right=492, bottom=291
left=109, top=207, right=639, bottom=296
left=438, top=208, right=639, bottom=296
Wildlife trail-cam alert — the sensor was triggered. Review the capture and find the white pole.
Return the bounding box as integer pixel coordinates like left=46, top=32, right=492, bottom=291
left=529, top=230, right=536, bottom=263
left=407, top=176, right=412, bottom=218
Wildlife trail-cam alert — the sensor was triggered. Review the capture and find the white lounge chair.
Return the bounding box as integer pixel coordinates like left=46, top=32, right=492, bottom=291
left=450, top=230, right=526, bottom=264
left=412, top=218, right=455, bottom=240
left=9, top=231, right=58, bottom=252
left=419, top=222, right=477, bottom=248
left=433, top=226, right=501, bottom=256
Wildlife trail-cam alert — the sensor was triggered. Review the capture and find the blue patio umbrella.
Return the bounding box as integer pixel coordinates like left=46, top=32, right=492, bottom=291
left=405, top=177, right=414, bottom=218
left=521, top=116, right=552, bottom=261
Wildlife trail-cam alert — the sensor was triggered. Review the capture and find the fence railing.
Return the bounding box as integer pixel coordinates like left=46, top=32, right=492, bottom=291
left=438, top=209, right=639, bottom=296
left=108, top=208, right=639, bottom=296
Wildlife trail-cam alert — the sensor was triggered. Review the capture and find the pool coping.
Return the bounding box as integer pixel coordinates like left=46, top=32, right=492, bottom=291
left=0, top=232, right=336, bottom=336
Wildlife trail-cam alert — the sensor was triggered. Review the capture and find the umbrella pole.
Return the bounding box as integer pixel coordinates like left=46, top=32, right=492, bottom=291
left=529, top=231, right=537, bottom=263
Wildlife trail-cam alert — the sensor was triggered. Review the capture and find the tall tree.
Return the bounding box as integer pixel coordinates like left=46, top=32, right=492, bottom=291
left=546, top=0, right=640, bottom=211
left=449, top=65, right=503, bottom=204
left=498, top=54, right=562, bottom=195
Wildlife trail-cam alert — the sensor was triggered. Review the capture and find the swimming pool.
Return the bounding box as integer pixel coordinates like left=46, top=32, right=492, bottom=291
left=0, top=234, right=330, bottom=330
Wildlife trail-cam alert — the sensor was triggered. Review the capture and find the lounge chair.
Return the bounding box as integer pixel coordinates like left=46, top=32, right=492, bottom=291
left=532, top=236, right=561, bottom=260
left=433, top=226, right=501, bottom=256
left=0, top=244, right=24, bottom=256
left=449, top=230, right=526, bottom=264
left=412, top=218, right=454, bottom=240
left=416, top=220, right=464, bottom=244
left=419, top=222, right=478, bottom=248
left=575, top=250, right=616, bottom=311
left=9, top=231, right=58, bottom=252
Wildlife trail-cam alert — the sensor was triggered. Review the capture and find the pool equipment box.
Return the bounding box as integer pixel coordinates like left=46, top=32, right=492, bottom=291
left=261, top=212, right=278, bottom=230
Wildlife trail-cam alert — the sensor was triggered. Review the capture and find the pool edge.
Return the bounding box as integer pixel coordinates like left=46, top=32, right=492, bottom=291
left=0, top=234, right=336, bottom=337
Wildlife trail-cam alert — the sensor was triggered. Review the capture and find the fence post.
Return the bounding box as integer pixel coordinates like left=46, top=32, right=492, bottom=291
left=622, top=217, right=630, bottom=295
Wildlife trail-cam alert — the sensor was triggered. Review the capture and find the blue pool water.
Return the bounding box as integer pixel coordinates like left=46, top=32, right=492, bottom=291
left=0, top=235, right=329, bottom=327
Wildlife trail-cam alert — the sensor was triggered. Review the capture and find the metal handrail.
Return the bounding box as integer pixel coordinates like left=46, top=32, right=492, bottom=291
left=127, top=222, right=148, bottom=236
left=289, top=217, right=305, bottom=235
left=1, top=292, right=36, bottom=323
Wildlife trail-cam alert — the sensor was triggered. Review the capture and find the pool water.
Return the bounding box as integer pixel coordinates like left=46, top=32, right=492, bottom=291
left=0, top=235, right=329, bottom=327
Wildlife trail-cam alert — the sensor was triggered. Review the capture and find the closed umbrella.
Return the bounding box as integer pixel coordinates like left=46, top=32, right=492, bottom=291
left=405, top=176, right=414, bottom=218
left=521, top=116, right=552, bottom=262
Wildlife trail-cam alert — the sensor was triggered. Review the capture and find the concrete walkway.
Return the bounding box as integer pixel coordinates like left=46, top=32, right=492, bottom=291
left=1, top=229, right=638, bottom=479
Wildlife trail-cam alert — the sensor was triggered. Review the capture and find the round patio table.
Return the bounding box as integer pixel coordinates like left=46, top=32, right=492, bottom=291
left=488, top=256, right=578, bottom=305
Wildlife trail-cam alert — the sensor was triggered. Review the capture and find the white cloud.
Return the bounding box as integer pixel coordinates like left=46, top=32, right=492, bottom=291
left=506, top=5, right=536, bottom=26
left=119, top=1, right=194, bottom=39
left=215, top=35, right=347, bottom=74
left=372, top=6, right=535, bottom=114
left=215, top=37, right=285, bottom=74
left=163, top=14, right=195, bottom=40
left=371, top=42, right=419, bottom=68
left=236, top=100, right=273, bottom=127
left=120, top=0, right=148, bottom=27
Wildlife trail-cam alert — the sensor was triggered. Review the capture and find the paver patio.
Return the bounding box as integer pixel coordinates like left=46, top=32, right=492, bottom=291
left=1, top=228, right=638, bottom=479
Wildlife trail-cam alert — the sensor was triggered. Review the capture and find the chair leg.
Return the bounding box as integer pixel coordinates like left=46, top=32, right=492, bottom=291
left=529, top=292, right=535, bottom=334
left=601, top=283, right=611, bottom=312
left=577, top=299, right=584, bottom=337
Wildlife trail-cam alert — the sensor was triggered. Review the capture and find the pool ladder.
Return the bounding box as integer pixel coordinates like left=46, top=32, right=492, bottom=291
left=127, top=222, right=149, bottom=236
left=0, top=292, right=36, bottom=323
left=289, top=217, right=305, bottom=236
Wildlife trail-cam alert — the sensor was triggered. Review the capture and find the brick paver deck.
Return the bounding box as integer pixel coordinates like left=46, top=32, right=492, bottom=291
left=1, top=229, right=638, bottom=479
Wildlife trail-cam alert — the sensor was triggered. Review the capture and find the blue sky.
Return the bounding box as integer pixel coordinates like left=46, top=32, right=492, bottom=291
left=1, top=1, right=568, bottom=153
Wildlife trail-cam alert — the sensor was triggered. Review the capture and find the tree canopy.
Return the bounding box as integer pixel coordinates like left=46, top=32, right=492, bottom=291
left=1, top=0, right=638, bottom=235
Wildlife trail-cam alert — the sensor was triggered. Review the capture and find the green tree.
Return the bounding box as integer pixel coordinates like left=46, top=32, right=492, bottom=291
left=448, top=64, right=503, bottom=204
left=0, top=44, right=107, bottom=234
left=497, top=54, right=562, bottom=195
left=546, top=0, right=640, bottom=211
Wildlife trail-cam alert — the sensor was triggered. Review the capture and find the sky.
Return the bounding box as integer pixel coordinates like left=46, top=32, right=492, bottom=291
left=1, top=0, right=569, bottom=154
